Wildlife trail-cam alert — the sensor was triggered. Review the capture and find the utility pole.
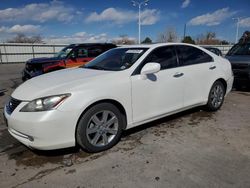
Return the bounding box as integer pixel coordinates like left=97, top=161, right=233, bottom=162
left=131, top=0, right=149, bottom=44
left=183, top=23, right=186, bottom=40
left=233, top=17, right=242, bottom=44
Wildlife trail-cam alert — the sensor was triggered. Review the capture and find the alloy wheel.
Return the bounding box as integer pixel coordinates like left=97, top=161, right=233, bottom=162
left=86, top=110, right=119, bottom=147
left=210, top=84, right=224, bottom=108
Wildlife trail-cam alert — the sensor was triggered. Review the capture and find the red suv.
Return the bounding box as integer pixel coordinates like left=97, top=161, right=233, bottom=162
left=22, top=43, right=117, bottom=80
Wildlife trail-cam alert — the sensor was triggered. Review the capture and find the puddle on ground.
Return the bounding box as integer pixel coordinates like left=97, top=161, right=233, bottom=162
left=8, top=150, right=65, bottom=167
left=188, top=110, right=215, bottom=126
left=117, top=132, right=144, bottom=152
left=12, top=166, right=64, bottom=188
left=7, top=147, right=106, bottom=168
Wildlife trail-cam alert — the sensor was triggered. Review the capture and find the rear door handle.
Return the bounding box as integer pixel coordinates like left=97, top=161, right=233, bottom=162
left=173, top=72, right=184, bottom=78
left=209, top=66, right=216, bottom=70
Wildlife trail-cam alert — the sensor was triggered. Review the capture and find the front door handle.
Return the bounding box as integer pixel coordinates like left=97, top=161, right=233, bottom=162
left=209, top=66, right=216, bottom=70
left=173, top=72, right=184, bottom=78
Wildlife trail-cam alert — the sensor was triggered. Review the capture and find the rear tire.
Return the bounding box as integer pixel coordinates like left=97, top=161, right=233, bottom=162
left=205, top=81, right=225, bottom=111
left=76, top=103, right=124, bottom=153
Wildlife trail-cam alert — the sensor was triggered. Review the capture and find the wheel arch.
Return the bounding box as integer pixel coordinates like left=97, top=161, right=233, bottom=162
left=75, top=99, right=128, bottom=138
left=205, top=78, right=227, bottom=103
left=215, top=78, right=227, bottom=92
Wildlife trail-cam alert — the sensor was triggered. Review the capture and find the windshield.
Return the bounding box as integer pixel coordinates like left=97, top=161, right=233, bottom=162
left=55, top=46, right=74, bottom=58
left=227, top=43, right=250, bottom=56
left=82, top=48, right=148, bottom=71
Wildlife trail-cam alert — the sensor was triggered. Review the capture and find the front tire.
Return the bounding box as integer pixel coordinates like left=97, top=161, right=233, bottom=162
left=205, top=81, right=225, bottom=111
left=76, top=103, right=124, bottom=153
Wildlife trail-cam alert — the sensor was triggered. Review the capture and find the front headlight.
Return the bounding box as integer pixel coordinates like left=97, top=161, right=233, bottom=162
left=20, top=94, right=71, bottom=112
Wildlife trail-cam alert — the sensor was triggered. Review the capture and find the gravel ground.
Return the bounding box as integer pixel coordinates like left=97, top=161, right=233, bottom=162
left=0, top=64, right=250, bottom=188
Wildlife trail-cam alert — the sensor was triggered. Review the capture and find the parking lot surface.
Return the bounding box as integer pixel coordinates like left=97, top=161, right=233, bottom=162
left=0, top=64, right=250, bottom=188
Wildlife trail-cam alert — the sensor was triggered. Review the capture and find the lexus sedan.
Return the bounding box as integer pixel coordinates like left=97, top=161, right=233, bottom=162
left=4, top=43, right=233, bottom=152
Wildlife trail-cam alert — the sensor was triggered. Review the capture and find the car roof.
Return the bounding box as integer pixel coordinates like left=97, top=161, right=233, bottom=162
left=68, top=43, right=116, bottom=47
left=117, top=43, right=200, bottom=49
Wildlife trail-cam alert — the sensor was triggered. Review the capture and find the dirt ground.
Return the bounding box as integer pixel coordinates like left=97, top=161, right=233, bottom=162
left=0, top=64, right=250, bottom=188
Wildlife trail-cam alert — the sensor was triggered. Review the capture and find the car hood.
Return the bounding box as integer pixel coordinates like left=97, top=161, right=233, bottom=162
left=27, top=57, right=62, bottom=64
left=12, top=68, right=115, bottom=100
left=225, top=55, right=250, bottom=64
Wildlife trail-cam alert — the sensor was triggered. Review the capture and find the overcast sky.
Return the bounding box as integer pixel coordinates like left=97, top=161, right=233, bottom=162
left=0, top=0, right=250, bottom=43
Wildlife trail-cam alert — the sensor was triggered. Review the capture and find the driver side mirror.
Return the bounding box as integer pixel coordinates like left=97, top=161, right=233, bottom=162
left=140, top=62, right=161, bottom=79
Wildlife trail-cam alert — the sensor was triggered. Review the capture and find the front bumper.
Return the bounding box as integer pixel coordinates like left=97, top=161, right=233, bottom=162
left=4, top=102, right=79, bottom=150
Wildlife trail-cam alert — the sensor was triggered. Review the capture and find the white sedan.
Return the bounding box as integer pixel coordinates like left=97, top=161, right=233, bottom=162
left=4, top=43, right=233, bottom=152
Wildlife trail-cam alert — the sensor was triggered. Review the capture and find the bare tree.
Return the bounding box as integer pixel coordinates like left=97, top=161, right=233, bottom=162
left=7, top=34, right=43, bottom=43
left=196, top=32, right=223, bottom=45
left=157, top=27, right=178, bottom=43
left=111, top=35, right=136, bottom=45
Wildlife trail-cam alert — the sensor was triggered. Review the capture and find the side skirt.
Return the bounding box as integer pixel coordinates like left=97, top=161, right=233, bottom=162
left=126, top=102, right=206, bottom=130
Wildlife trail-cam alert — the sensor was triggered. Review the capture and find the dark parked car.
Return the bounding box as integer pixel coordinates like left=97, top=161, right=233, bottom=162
left=225, top=42, right=250, bottom=88
left=22, top=43, right=117, bottom=81
left=204, top=47, right=223, bottom=56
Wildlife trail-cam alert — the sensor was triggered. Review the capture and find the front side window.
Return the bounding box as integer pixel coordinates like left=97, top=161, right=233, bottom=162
left=176, top=45, right=213, bottom=66
left=83, top=48, right=148, bottom=71
left=55, top=46, right=74, bottom=58
left=143, top=46, right=178, bottom=70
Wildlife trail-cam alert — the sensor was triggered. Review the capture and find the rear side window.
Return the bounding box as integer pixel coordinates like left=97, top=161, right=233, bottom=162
left=75, top=47, right=88, bottom=58
left=176, top=45, right=213, bottom=66
left=144, top=46, right=178, bottom=70
left=88, top=44, right=116, bottom=57
left=88, top=46, right=103, bottom=57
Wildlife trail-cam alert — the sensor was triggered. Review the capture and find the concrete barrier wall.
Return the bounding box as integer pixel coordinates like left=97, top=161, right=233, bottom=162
left=0, top=43, right=234, bottom=64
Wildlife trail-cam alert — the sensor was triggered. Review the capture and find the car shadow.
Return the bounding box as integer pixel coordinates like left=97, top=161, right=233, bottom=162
left=31, top=146, right=80, bottom=156
left=122, top=107, right=202, bottom=138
